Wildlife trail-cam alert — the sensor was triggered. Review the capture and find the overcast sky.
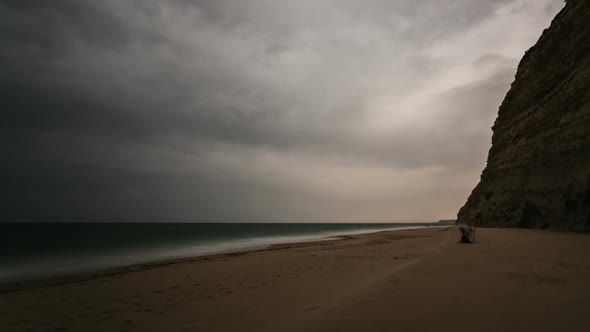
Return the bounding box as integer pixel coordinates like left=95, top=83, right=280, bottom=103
left=1, top=0, right=563, bottom=222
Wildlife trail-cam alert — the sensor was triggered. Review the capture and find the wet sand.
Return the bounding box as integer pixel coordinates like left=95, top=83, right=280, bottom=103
left=1, top=227, right=588, bottom=331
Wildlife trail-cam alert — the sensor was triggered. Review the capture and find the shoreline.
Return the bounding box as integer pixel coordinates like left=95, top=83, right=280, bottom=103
left=2, top=226, right=588, bottom=331
left=0, top=226, right=447, bottom=294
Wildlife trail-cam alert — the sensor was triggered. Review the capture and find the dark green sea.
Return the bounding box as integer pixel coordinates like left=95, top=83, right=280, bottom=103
left=0, top=222, right=450, bottom=283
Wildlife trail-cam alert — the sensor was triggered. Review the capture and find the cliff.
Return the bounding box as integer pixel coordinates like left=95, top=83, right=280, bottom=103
left=457, top=0, right=590, bottom=231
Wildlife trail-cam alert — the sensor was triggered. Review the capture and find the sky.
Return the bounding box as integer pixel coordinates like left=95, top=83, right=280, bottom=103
left=1, top=0, right=564, bottom=223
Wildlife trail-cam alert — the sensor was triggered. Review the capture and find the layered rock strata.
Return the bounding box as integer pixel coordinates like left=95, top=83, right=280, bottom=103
left=457, top=0, right=590, bottom=231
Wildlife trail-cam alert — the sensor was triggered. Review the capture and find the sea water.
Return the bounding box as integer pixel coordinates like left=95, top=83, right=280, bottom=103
left=0, top=222, right=449, bottom=283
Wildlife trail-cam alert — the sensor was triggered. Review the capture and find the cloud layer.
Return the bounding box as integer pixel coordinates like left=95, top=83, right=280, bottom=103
left=1, top=0, right=563, bottom=222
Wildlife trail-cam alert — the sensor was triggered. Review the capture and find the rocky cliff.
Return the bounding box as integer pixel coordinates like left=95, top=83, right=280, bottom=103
left=457, top=0, right=590, bottom=231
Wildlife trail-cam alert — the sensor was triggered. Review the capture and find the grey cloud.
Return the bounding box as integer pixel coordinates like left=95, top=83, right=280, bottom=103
left=473, top=53, right=512, bottom=66
left=1, top=0, right=563, bottom=222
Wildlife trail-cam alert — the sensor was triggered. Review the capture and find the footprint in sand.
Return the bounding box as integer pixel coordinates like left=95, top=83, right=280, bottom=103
left=10, top=319, right=32, bottom=326
left=95, top=316, right=114, bottom=322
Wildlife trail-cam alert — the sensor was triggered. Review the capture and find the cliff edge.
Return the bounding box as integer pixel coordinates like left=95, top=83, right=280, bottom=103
left=457, top=0, right=590, bottom=231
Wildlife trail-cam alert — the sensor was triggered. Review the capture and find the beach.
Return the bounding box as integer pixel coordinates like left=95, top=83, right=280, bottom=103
left=1, top=226, right=588, bottom=331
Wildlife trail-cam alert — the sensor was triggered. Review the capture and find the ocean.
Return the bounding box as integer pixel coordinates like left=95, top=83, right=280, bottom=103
left=0, top=222, right=449, bottom=283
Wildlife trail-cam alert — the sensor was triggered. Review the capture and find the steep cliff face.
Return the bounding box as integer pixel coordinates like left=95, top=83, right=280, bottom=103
left=457, top=0, right=590, bottom=231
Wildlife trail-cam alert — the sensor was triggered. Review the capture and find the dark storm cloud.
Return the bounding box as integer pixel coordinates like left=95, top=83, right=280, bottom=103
left=1, top=0, right=563, bottom=222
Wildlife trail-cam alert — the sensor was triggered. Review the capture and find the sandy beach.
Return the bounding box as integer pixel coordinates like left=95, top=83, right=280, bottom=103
left=1, top=226, right=588, bottom=331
